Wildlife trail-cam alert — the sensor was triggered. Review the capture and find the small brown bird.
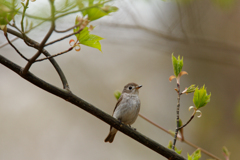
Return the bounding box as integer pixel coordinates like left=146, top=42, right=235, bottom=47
left=105, top=82, right=142, bottom=143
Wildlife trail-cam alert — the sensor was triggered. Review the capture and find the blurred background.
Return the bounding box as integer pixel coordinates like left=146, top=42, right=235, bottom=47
left=0, top=0, right=240, bottom=159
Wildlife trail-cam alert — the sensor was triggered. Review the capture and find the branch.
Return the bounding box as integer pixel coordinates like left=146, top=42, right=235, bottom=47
left=172, top=83, right=181, bottom=150
left=4, top=28, right=70, bottom=90
left=54, top=23, right=81, bottom=33
left=45, top=27, right=82, bottom=46
left=4, top=32, right=29, bottom=61
left=178, top=115, right=194, bottom=130
left=0, top=36, right=18, bottom=49
left=139, top=114, right=222, bottom=160
left=22, top=0, right=56, bottom=75
left=0, top=54, right=186, bottom=160
left=35, top=47, right=73, bottom=62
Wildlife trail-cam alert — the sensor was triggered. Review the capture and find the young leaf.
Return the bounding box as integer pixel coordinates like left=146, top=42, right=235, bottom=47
left=0, top=1, right=20, bottom=25
left=182, top=84, right=196, bottom=94
left=114, top=90, right=121, bottom=100
left=83, top=8, right=108, bottom=21
left=187, top=149, right=201, bottom=160
left=172, top=54, right=183, bottom=77
left=101, top=5, right=119, bottom=13
left=74, top=26, right=104, bottom=52
left=82, top=5, right=118, bottom=21
left=193, top=85, right=211, bottom=109
left=167, top=141, right=182, bottom=154
left=222, top=146, right=230, bottom=160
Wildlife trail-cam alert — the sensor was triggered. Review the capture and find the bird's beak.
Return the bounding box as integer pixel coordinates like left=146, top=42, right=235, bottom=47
left=136, top=85, right=142, bottom=89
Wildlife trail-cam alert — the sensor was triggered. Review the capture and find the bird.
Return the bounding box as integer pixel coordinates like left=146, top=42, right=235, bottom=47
left=104, top=82, right=142, bottom=143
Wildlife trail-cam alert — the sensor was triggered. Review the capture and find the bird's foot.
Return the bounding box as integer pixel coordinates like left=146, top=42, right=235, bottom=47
left=128, top=125, right=136, bottom=131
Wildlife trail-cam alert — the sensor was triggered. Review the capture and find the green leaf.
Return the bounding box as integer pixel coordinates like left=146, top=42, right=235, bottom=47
left=83, top=7, right=108, bottom=21
left=74, top=24, right=104, bottom=52
left=188, top=149, right=201, bottom=160
left=0, top=1, right=20, bottom=25
left=222, top=146, right=230, bottom=159
left=101, top=5, right=119, bottom=13
left=178, top=119, right=183, bottom=127
left=82, top=4, right=118, bottom=21
left=193, top=85, right=211, bottom=109
left=167, top=141, right=182, bottom=155
left=185, top=84, right=196, bottom=94
left=114, top=90, right=121, bottom=100
left=172, top=53, right=183, bottom=77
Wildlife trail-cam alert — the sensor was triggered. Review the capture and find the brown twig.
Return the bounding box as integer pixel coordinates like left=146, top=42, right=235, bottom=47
left=45, top=27, right=82, bottom=46
left=4, top=28, right=70, bottom=90
left=4, top=32, right=29, bottom=61
left=54, top=23, right=81, bottom=33
left=0, top=36, right=18, bottom=48
left=172, top=83, right=181, bottom=150
left=22, top=0, right=56, bottom=75
left=35, top=47, right=73, bottom=62
left=55, top=3, right=77, bottom=14
left=178, top=115, right=195, bottom=130
left=138, top=113, right=222, bottom=160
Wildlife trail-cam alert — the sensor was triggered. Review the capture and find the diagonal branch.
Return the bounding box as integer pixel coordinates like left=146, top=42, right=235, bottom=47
left=4, top=28, right=70, bottom=90
left=54, top=23, right=81, bottom=33
left=45, top=27, right=82, bottom=46
left=22, top=0, right=56, bottom=75
left=0, top=54, right=186, bottom=160
left=139, top=114, right=222, bottom=160
left=35, top=47, right=73, bottom=62
left=4, top=32, right=29, bottom=61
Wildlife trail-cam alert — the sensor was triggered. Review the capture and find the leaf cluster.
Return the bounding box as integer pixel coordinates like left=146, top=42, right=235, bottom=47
left=187, top=149, right=201, bottom=160
left=0, top=1, right=19, bottom=25
left=73, top=0, right=118, bottom=51
left=193, top=85, right=211, bottom=109
left=172, top=54, right=183, bottom=77
left=74, top=24, right=104, bottom=52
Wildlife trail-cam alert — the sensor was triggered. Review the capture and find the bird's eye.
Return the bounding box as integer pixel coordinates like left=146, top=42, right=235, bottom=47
left=129, top=86, right=132, bottom=90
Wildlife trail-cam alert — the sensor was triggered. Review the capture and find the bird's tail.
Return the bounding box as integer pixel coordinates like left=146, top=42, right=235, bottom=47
left=104, top=128, right=117, bottom=143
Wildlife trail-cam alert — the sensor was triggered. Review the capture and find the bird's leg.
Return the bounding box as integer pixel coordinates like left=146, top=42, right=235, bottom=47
left=118, top=118, right=122, bottom=123
left=128, top=125, right=136, bottom=131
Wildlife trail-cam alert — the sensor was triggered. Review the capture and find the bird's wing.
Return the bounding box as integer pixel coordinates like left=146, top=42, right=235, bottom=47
left=112, top=94, right=123, bottom=116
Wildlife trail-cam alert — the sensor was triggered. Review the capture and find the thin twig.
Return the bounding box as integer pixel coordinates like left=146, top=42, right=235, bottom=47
left=17, top=0, right=112, bottom=21
left=4, top=32, right=29, bottom=61
left=54, top=23, right=80, bottom=33
left=55, top=3, right=77, bottom=14
left=21, top=0, right=30, bottom=33
left=184, top=139, right=222, bottom=160
left=17, top=11, right=50, bottom=21
left=138, top=113, right=222, bottom=160
left=22, top=0, right=56, bottom=75
left=0, top=36, right=18, bottom=48
left=172, top=83, right=181, bottom=150
left=178, top=115, right=195, bottom=130
left=45, top=28, right=82, bottom=46
left=4, top=28, right=70, bottom=90
left=55, top=0, right=112, bottom=20
left=35, top=47, right=73, bottom=62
